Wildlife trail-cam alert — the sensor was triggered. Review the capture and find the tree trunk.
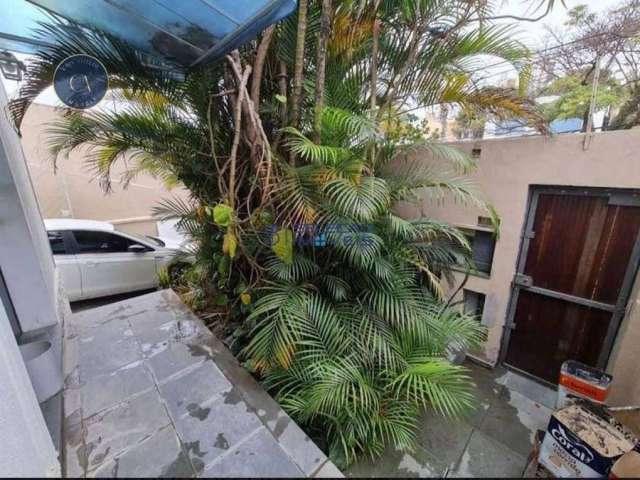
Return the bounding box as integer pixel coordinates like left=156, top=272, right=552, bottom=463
left=313, top=0, right=332, bottom=143
left=273, top=61, right=289, bottom=150
left=290, top=0, right=309, bottom=129
left=226, top=59, right=252, bottom=209
left=370, top=0, right=381, bottom=113
left=378, top=22, right=425, bottom=118
left=439, top=104, right=449, bottom=139
left=278, top=61, right=289, bottom=126
left=370, top=0, right=381, bottom=166
left=251, top=26, right=276, bottom=108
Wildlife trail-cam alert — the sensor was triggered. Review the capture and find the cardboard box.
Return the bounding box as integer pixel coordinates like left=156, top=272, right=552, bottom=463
left=539, top=402, right=637, bottom=478
left=610, top=447, right=640, bottom=478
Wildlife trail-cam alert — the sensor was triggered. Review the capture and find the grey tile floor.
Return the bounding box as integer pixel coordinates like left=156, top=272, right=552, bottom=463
left=347, top=362, right=555, bottom=478
left=62, top=289, right=341, bottom=478
left=65, top=289, right=554, bottom=478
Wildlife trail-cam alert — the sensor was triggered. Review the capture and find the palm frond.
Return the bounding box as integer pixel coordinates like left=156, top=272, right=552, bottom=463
left=265, top=254, right=320, bottom=282
left=390, top=360, right=475, bottom=416
left=333, top=231, right=384, bottom=269
left=297, top=295, right=350, bottom=362
left=318, top=275, right=351, bottom=301
left=306, top=357, right=380, bottom=418
left=244, top=283, right=311, bottom=370
left=324, top=176, right=390, bottom=221
left=284, top=127, right=352, bottom=165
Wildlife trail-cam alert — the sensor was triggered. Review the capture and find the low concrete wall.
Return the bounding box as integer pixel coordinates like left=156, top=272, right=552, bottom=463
left=396, top=130, right=640, bottom=406
left=20, top=103, right=190, bottom=235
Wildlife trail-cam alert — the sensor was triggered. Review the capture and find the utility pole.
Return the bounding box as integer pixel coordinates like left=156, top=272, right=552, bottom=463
left=583, top=54, right=601, bottom=151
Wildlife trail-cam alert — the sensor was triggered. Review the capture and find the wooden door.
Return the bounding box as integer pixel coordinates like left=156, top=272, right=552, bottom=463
left=503, top=189, right=640, bottom=384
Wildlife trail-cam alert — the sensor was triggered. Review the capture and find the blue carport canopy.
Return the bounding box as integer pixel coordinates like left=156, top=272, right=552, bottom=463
left=0, top=0, right=297, bottom=67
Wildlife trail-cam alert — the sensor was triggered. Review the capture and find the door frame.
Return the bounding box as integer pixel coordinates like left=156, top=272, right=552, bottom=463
left=499, top=185, right=640, bottom=385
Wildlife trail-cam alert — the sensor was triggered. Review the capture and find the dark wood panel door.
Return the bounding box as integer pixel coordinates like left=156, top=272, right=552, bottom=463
left=504, top=189, right=640, bottom=385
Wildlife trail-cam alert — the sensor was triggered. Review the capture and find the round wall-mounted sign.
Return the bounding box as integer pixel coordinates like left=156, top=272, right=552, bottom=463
left=53, top=55, right=108, bottom=109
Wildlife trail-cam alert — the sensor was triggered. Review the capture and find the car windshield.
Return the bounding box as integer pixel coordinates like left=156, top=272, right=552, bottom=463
left=145, top=235, right=166, bottom=247
left=113, top=229, right=163, bottom=247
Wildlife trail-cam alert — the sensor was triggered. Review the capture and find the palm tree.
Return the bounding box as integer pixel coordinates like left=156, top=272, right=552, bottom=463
left=246, top=107, right=487, bottom=464
left=10, top=0, right=549, bottom=466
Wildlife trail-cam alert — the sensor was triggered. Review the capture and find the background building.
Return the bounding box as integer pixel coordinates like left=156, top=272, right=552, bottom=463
left=20, top=103, right=191, bottom=237
left=397, top=129, right=640, bottom=406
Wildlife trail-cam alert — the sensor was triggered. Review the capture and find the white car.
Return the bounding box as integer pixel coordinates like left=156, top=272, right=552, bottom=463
left=44, top=219, right=189, bottom=301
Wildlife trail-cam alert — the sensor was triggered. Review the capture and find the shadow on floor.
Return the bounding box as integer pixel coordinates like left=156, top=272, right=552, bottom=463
left=70, top=289, right=157, bottom=313
left=347, top=361, right=555, bottom=478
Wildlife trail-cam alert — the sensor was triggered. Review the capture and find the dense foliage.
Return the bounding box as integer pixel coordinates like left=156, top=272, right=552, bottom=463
left=533, top=0, right=640, bottom=130
left=540, top=73, right=625, bottom=123
left=12, top=0, right=548, bottom=466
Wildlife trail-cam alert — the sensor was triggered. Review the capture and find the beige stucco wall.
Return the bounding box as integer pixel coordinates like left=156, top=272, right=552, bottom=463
left=19, top=103, right=190, bottom=236
left=396, top=129, right=640, bottom=406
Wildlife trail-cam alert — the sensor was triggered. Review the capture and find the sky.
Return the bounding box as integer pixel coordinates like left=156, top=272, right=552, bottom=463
left=459, top=0, right=623, bottom=88
left=496, top=0, right=620, bottom=47
left=0, top=0, right=626, bottom=106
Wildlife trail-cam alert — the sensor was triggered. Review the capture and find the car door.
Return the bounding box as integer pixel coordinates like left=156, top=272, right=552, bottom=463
left=47, top=230, right=83, bottom=301
left=71, top=230, right=158, bottom=299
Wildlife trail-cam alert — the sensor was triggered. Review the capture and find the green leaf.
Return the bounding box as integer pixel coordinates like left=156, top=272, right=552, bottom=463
left=217, top=255, right=229, bottom=276
left=265, top=254, right=319, bottom=282
left=240, top=293, right=252, bottom=305
left=213, top=294, right=229, bottom=306
left=283, top=127, right=351, bottom=166
left=213, top=203, right=234, bottom=227
left=275, top=94, right=287, bottom=104
left=272, top=229, right=294, bottom=265
left=390, top=361, right=475, bottom=416
left=324, top=176, right=390, bottom=222
left=250, top=208, right=274, bottom=229
left=223, top=232, right=238, bottom=258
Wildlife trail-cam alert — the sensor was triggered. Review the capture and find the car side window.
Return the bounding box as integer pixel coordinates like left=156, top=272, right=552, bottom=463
left=47, top=231, right=68, bottom=255
left=73, top=230, right=146, bottom=254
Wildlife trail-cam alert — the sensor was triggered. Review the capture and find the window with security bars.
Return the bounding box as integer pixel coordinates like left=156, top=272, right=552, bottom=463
left=463, top=290, right=486, bottom=321
left=468, top=229, right=496, bottom=275
left=453, top=228, right=496, bottom=275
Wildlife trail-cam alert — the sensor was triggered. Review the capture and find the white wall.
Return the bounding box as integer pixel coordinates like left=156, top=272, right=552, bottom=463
left=0, top=70, right=62, bottom=475
left=0, top=298, right=59, bottom=477
left=0, top=82, right=59, bottom=333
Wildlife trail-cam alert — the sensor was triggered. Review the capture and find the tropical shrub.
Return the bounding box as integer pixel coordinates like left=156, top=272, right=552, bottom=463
left=244, top=108, right=487, bottom=463
left=10, top=0, right=548, bottom=466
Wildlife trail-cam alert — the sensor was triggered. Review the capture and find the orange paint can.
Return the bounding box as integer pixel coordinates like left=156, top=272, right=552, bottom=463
left=557, top=360, right=613, bottom=409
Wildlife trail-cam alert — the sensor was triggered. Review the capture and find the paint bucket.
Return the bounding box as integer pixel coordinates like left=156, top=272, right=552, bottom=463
left=538, top=401, right=637, bottom=478
left=557, top=360, right=612, bottom=409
